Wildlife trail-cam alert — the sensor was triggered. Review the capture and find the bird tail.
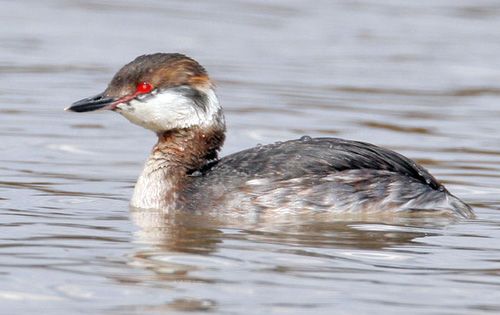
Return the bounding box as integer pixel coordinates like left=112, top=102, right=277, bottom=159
left=447, top=194, right=475, bottom=219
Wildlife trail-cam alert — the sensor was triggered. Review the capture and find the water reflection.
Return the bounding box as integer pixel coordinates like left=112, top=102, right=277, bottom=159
left=129, top=207, right=454, bottom=281
left=127, top=196, right=497, bottom=314
left=131, top=209, right=225, bottom=255
left=124, top=207, right=478, bottom=314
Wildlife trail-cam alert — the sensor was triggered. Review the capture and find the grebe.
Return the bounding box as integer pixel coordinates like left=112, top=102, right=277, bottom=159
left=67, top=53, right=474, bottom=218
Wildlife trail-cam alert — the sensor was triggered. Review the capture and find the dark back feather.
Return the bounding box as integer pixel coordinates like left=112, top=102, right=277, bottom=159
left=198, top=137, right=443, bottom=191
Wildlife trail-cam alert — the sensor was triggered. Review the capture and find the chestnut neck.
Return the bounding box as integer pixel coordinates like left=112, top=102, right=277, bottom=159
left=151, top=125, right=225, bottom=174
left=130, top=125, right=225, bottom=210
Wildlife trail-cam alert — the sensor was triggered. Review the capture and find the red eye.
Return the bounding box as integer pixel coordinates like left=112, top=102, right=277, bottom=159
left=136, top=82, right=154, bottom=94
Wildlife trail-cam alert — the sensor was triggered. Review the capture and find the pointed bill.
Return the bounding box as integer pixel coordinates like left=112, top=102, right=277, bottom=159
left=65, top=92, right=116, bottom=112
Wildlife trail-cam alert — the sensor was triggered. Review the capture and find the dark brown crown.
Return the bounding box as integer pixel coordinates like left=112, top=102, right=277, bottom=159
left=105, top=53, right=211, bottom=98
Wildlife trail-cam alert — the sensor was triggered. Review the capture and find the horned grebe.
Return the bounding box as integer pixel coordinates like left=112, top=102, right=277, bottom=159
left=67, top=53, right=474, bottom=218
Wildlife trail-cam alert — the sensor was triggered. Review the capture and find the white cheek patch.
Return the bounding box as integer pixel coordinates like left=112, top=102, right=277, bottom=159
left=115, top=87, right=221, bottom=132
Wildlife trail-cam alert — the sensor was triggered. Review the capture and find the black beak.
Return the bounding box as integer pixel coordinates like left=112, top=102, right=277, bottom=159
left=66, top=92, right=116, bottom=112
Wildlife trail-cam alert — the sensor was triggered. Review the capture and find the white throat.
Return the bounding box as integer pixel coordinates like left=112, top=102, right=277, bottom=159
left=115, top=86, right=222, bottom=133
left=130, top=165, right=172, bottom=210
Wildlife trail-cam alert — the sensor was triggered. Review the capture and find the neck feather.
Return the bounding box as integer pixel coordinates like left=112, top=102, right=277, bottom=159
left=130, top=125, right=225, bottom=210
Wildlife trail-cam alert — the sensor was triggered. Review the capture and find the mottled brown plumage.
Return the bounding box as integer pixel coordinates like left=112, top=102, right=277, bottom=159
left=67, top=53, right=474, bottom=219
left=105, top=53, right=211, bottom=98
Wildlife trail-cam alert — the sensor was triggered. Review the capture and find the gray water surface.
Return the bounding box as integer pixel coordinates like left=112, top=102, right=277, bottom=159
left=2, top=1, right=500, bottom=314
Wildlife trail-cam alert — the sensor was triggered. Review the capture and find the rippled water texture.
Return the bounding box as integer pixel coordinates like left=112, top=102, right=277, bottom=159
left=2, top=1, right=500, bottom=314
